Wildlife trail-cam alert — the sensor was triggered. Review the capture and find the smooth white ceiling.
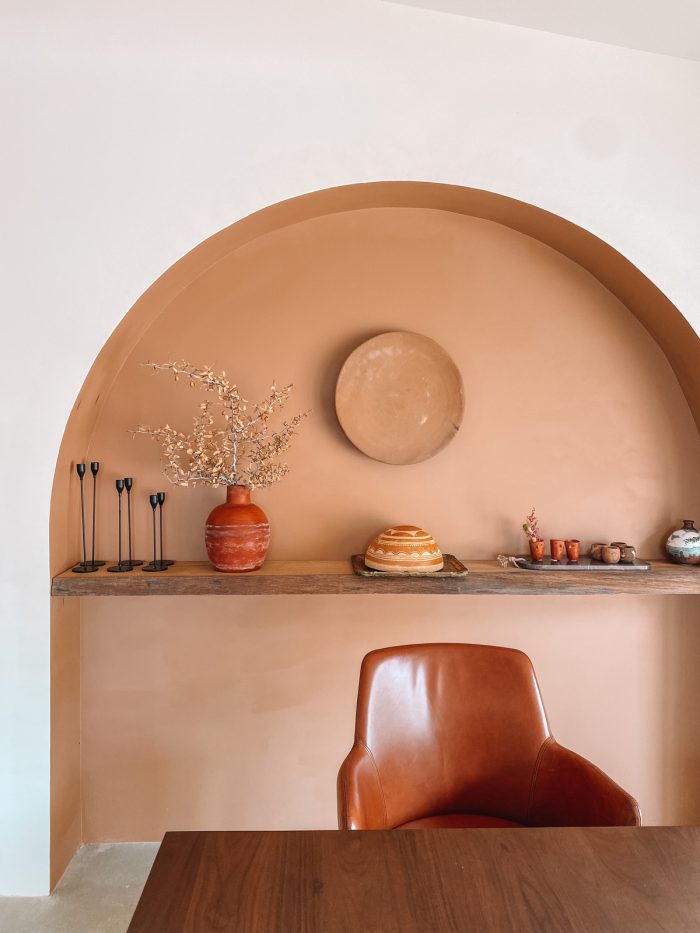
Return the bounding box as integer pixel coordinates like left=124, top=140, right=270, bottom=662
left=388, top=0, right=700, bottom=61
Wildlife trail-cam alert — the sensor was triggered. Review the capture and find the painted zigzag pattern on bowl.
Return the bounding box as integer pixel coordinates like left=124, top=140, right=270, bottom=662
left=365, top=525, right=444, bottom=573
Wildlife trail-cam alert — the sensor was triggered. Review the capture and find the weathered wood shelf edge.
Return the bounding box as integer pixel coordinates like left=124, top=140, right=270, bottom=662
left=51, top=560, right=700, bottom=596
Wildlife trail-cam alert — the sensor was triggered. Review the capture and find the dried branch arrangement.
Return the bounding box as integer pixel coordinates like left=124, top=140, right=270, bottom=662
left=522, top=507, right=542, bottom=542
left=132, top=361, right=308, bottom=489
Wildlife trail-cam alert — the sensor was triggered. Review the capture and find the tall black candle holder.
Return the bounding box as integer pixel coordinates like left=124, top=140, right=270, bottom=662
left=90, top=461, right=106, bottom=567
left=108, top=479, right=132, bottom=572
left=71, top=463, right=95, bottom=573
left=72, top=460, right=105, bottom=572
left=122, top=477, right=144, bottom=568
left=143, top=493, right=168, bottom=572
left=157, top=491, right=174, bottom=566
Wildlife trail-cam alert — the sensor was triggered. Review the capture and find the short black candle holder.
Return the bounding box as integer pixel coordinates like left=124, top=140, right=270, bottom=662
left=143, top=493, right=169, bottom=572
left=108, top=479, right=133, bottom=573
left=72, top=460, right=105, bottom=572
left=121, top=477, right=144, bottom=568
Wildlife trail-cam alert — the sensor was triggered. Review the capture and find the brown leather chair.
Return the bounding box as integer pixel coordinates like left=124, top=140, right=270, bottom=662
left=338, top=644, right=641, bottom=829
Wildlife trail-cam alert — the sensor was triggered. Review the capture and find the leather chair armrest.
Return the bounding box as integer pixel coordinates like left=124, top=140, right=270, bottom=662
left=337, top=743, right=388, bottom=830
left=528, top=738, right=641, bottom=827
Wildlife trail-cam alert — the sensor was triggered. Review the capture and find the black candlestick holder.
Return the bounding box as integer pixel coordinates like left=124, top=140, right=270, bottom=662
left=143, top=493, right=169, bottom=571
left=157, top=491, right=174, bottom=566
left=108, top=479, right=132, bottom=572
left=90, top=461, right=106, bottom=567
left=72, top=460, right=105, bottom=572
left=121, top=477, right=144, bottom=568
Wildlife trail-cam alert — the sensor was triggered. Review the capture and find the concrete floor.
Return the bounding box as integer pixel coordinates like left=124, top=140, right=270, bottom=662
left=0, top=843, right=158, bottom=933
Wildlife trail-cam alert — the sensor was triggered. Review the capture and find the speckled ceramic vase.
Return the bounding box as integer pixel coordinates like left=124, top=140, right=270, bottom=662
left=205, top=485, right=270, bottom=572
left=666, top=519, right=700, bottom=565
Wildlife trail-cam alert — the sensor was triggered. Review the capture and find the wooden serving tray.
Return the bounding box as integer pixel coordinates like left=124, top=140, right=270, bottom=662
left=351, top=554, right=468, bottom=577
left=515, top=556, right=650, bottom=572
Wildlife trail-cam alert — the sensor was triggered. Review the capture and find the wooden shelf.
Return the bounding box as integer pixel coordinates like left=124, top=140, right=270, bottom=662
left=51, top=559, right=700, bottom=597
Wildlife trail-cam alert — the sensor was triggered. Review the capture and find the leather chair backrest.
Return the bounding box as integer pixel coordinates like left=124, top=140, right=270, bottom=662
left=352, top=643, right=552, bottom=826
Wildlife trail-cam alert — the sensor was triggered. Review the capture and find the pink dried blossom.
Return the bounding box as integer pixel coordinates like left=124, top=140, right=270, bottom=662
left=522, top=507, right=541, bottom=541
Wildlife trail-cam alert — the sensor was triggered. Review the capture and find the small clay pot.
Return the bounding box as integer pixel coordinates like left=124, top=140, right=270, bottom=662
left=565, top=539, right=580, bottom=562
left=590, top=542, right=606, bottom=561
left=550, top=539, right=565, bottom=562
left=610, top=541, right=627, bottom=549
left=601, top=545, right=621, bottom=564
left=619, top=545, right=636, bottom=564
left=529, top=538, right=545, bottom=562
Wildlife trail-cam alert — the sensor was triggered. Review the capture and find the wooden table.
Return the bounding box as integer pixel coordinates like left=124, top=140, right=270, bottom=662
left=127, top=828, right=700, bottom=932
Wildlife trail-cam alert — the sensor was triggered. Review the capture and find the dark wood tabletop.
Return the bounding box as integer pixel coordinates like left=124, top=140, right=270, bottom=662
left=127, top=827, right=700, bottom=932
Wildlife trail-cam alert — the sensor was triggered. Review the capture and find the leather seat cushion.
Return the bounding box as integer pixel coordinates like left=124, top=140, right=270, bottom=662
left=396, top=813, right=525, bottom=829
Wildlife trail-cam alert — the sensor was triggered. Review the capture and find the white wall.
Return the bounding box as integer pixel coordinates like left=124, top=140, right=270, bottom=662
left=1, top=0, right=699, bottom=894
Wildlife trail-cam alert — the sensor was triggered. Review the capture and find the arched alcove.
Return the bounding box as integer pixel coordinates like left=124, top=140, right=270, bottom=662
left=49, top=182, right=700, bottom=885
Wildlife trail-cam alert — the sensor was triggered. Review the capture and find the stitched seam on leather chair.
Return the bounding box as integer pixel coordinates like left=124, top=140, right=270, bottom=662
left=360, top=740, right=389, bottom=828
left=338, top=764, right=350, bottom=830
left=526, top=735, right=554, bottom=824
left=564, top=748, right=643, bottom=826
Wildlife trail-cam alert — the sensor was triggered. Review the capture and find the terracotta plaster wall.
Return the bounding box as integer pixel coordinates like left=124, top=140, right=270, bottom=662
left=81, top=595, right=700, bottom=839
left=76, top=207, right=700, bottom=838
left=85, top=208, right=700, bottom=561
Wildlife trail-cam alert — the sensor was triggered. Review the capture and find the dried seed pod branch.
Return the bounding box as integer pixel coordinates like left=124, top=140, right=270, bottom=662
left=132, top=361, right=308, bottom=488
left=522, top=507, right=541, bottom=541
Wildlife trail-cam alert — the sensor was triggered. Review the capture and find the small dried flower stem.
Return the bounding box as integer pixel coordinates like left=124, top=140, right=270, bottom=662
left=522, top=507, right=541, bottom=541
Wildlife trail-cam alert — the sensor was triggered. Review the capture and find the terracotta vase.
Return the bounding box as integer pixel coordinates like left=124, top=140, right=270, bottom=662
left=205, top=485, right=270, bottom=572
left=529, top=538, right=545, bottom=562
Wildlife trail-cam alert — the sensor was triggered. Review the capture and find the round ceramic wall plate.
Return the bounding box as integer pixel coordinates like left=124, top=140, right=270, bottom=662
left=335, top=331, right=464, bottom=465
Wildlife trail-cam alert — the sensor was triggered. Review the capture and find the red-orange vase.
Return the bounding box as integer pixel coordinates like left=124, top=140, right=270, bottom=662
left=205, top=485, right=270, bottom=572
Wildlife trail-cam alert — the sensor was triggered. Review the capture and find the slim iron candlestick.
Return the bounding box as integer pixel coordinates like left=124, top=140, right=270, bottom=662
left=143, top=493, right=168, bottom=571
left=156, top=491, right=174, bottom=566
left=122, top=477, right=143, bottom=568
left=91, top=462, right=98, bottom=566
left=158, top=491, right=164, bottom=565
left=88, top=461, right=106, bottom=568
left=72, top=463, right=100, bottom=573
left=149, top=494, right=157, bottom=565
left=78, top=463, right=87, bottom=565
left=108, top=479, right=132, bottom=572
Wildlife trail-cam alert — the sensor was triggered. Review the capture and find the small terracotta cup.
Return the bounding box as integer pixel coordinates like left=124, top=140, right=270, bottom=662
left=565, top=539, right=580, bottom=562
left=529, top=538, right=545, bottom=562
left=619, top=545, right=636, bottom=564
left=550, top=539, right=565, bottom=562
left=610, top=541, right=627, bottom=550
left=602, top=545, right=621, bottom=564
left=590, top=542, right=606, bottom=561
